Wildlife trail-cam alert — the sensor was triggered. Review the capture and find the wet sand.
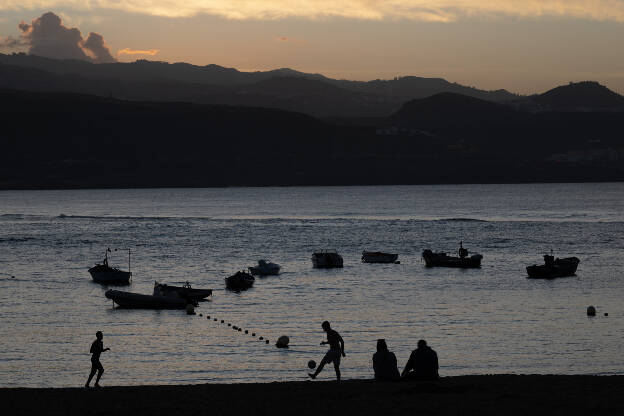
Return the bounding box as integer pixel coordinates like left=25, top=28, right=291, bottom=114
left=3, top=375, right=623, bottom=416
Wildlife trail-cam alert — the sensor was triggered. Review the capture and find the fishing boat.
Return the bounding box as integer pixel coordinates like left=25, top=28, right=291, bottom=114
left=88, top=248, right=132, bottom=284
left=225, top=271, right=255, bottom=290
left=422, top=242, right=483, bottom=268
left=526, top=253, right=580, bottom=279
left=312, top=250, right=344, bottom=268
left=105, top=289, right=197, bottom=309
left=153, top=282, right=213, bottom=301
left=248, top=259, right=281, bottom=276
left=362, top=251, right=399, bottom=264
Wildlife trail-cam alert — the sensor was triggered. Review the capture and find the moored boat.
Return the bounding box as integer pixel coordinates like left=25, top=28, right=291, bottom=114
left=153, top=282, right=212, bottom=301
left=248, top=259, right=281, bottom=276
left=225, top=271, right=255, bottom=290
left=422, top=242, right=482, bottom=268
left=105, top=289, right=196, bottom=309
left=88, top=248, right=132, bottom=284
left=312, top=250, right=344, bottom=268
left=362, top=251, right=399, bottom=264
left=526, top=253, right=580, bottom=279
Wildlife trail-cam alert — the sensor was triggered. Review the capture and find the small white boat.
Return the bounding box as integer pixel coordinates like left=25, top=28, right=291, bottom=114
left=362, top=251, right=399, bottom=264
left=312, top=250, right=343, bottom=268
left=88, top=248, right=131, bottom=284
left=248, top=259, right=281, bottom=276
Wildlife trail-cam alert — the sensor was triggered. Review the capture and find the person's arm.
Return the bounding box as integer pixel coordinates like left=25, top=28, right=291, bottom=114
left=104, top=347, right=110, bottom=352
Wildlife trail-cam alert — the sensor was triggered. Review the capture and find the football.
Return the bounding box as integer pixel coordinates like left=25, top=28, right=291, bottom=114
left=307, top=360, right=316, bottom=369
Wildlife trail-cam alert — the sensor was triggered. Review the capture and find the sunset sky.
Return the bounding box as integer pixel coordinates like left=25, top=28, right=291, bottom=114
left=1, top=1, right=624, bottom=94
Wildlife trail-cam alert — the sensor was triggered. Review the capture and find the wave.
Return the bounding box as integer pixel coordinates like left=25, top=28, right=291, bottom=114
left=434, top=218, right=488, bottom=223
left=57, top=214, right=212, bottom=221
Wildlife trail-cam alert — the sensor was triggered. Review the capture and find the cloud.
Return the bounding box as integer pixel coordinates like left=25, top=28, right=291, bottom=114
left=3, top=1, right=624, bottom=22
left=0, top=35, right=26, bottom=48
left=15, top=11, right=116, bottom=62
left=117, top=48, right=160, bottom=56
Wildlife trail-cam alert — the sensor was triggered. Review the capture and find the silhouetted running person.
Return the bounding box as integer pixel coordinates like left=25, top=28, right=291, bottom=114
left=85, top=331, right=110, bottom=388
left=373, top=339, right=400, bottom=381
left=401, top=339, right=439, bottom=381
left=309, top=321, right=345, bottom=381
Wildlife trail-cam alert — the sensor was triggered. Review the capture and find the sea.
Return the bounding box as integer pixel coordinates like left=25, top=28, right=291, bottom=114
left=0, top=183, right=623, bottom=387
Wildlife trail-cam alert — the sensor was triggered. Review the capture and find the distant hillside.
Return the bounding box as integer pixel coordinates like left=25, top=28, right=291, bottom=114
left=390, top=93, right=523, bottom=130
left=1, top=89, right=623, bottom=189
left=533, top=81, right=624, bottom=110
left=0, top=53, right=516, bottom=117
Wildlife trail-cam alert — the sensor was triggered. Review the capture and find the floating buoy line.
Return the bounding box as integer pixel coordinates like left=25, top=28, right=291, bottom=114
left=203, top=315, right=272, bottom=345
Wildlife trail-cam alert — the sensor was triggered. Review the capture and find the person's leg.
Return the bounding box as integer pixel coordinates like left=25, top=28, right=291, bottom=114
left=94, top=362, right=104, bottom=386
left=309, top=356, right=330, bottom=379
left=86, top=365, right=97, bottom=387
left=333, top=363, right=341, bottom=381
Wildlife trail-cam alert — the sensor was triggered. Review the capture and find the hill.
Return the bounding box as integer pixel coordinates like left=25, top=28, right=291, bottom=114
left=533, top=81, right=624, bottom=110
left=1, top=89, right=623, bottom=188
left=0, top=53, right=516, bottom=117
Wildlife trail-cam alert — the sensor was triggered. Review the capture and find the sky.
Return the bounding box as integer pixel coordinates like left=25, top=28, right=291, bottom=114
left=1, top=1, right=624, bottom=94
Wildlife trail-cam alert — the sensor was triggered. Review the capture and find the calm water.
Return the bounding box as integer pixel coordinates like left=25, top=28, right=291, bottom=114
left=0, top=183, right=623, bottom=387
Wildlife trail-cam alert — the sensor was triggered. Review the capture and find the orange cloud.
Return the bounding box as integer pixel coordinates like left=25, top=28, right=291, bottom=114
left=117, top=48, right=159, bottom=56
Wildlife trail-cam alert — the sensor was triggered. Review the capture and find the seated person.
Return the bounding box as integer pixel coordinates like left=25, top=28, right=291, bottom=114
left=373, top=339, right=400, bottom=381
left=401, top=339, right=439, bottom=381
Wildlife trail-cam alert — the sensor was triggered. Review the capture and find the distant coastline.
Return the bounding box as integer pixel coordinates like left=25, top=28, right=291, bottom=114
left=4, top=375, right=624, bottom=415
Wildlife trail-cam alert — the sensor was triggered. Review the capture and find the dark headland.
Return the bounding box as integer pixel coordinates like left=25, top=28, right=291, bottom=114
left=2, top=53, right=624, bottom=189
left=3, top=376, right=624, bottom=415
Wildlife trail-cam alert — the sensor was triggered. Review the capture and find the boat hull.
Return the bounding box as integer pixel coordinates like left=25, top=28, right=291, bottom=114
left=225, top=272, right=255, bottom=290
left=422, top=250, right=482, bottom=268
left=89, top=270, right=131, bottom=284
left=526, top=257, right=580, bottom=279
left=362, top=252, right=399, bottom=264
left=155, top=284, right=212, bottom=301
left=105, top=289, right=192, bottom=309
left=312, top=253, right=343, bottom=268
left=248, top=264, right=281, bottom=276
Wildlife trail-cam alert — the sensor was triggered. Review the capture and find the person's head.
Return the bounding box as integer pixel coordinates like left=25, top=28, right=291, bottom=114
left=377, top=339, right=388, bottom=353
left=417, top=339, right=427, bottom=349
left=321, top=321, right=331, bottom=332
left=96, top=331, right=103, bottom=340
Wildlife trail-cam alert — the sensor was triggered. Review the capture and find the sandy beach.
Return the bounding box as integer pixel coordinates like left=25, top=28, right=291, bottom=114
left=3, top=375, right=623, bottom=416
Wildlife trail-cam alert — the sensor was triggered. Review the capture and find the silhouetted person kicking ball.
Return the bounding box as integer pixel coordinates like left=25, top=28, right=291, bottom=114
left=373, top=339, right=400, bottom=381
left=86, top=331, right=110, bottom=388
left=402, top=339, right=439, bottom=381
left=309, top=321, right=345, bottom=381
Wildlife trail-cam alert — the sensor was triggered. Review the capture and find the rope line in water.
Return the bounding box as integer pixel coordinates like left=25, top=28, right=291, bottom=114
left=203, top=315, right=270, bottom=344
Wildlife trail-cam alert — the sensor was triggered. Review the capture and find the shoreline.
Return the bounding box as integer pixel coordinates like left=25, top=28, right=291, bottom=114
left=4, top=375, right=624, bottom=415
left=1, top=179, right=624, bottom=192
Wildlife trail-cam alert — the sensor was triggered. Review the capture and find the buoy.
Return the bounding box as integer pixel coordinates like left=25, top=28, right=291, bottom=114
left=207, top=316, right=210, bottom=319
left=259, top=336, right=264, bottom=340
left=228, top=323, right=231, bottom=327
left=308, top=360, right=317, bottom=369
left=186, top=304, right=195, bottom=315
left=214, top=318, right=217, bottom=321
left=199, top=313, right=203, bottom=317
left=604, top=313, right=609, bottom=316
left=252, top=333, right=256, bottom=337
left=221, top=320, right=224, bottom=323
left=587, top=306, right=596, bottom=316
left=245, top=330, right=248, bottom=334
left=238, top=328, right=242, bottom=332
left=276, top=336, right=290, bottom=348
left=266, top=340, right=269, bottom=344
left=233, top=326, right=237, bottom=330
